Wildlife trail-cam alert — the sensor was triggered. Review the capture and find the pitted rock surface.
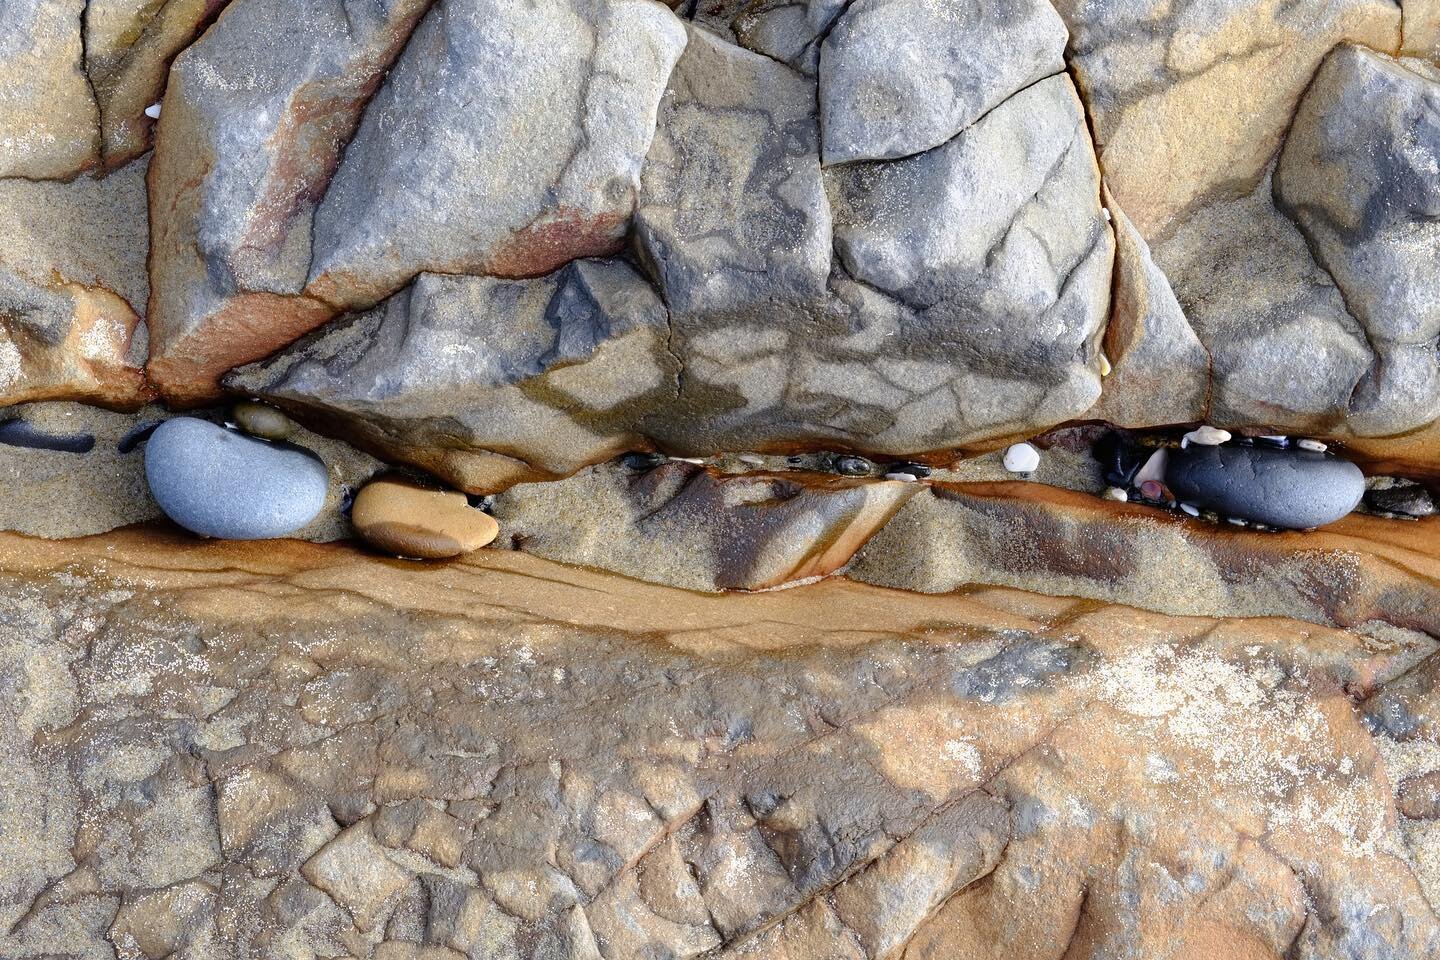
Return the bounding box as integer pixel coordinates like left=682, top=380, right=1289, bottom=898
left=0, top=531, right=1437, bottom=958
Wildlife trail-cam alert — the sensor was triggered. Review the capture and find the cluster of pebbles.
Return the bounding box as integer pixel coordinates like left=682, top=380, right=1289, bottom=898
left=143, top=403, right=499, bottom=558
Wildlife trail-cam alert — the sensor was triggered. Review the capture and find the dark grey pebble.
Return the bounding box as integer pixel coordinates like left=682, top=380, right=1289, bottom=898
left=117, top=419, right=163, bottom=453
left=144, top=417, right=328, bottom=539
left=1164, top=443, right=1364, bottom=530
left=1364, top=482, right=1436, bottom=519
left=833, top=455, right=873, bottom=477
left=619, top=451, right=666, bottom=470
left=0, top=419, right=95, bottom=453
left=888, top=462, right=932, bottom=479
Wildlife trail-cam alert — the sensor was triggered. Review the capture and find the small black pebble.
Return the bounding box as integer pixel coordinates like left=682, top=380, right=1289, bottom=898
left=787, top=455, right=805, bottom=466
left=117, top=419, right=163, bottom=453
left=833, top=455, right=872, bottom=477
left=889, top=462, right=931, bottom=478
left=619, top=451, right=666, bottom=471
left=1364, top=482, right=1436, bottom=519
left=0, top=419, right=95, bottom=453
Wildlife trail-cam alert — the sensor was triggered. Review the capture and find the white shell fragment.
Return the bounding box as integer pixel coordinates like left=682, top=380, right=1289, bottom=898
left=883, top=472, right=918, bottom=482
left=1102, top=486, right=1128, bottom=502
left=1002, top=442, right=1040, bottom=473
left=1099, top=353, right=1112, bottom=377
left=1180, top=502, right=1200, bottom=517
left=145, top=102, right=162, bottom=119
left=1134, top=448, right=1168, bottom=486
left=1181, top=425, right=1231, bottom=448
left=1297, top=438, right=1328, bottom=452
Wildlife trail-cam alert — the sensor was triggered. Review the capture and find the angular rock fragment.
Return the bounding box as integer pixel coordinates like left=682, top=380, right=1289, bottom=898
left=1086, top=188, right=1210, bottom=427
left=1163, top=442, right=1366, bottom=529
left=305, top=0, right=687, bottom=310
left=490, top=461, right=919, bottom=590
left=85, top=0, right=234, bottom=168
left=0, top=0, right=99, bottom=178
left=634, top=25, right=832, bottom=322
left=228, top=260, right=679, bottom=492
left=826, top=74, right=1112, bottom=442
left=1051, top=0, right=1400, bottom=237
left=819, top=0, right=1068, bottom=164
left=1275, top=45, right=1440, bottom=438
left=145, top=0, right=435, bottom=404
left=0, top=159, right=151, bottom=409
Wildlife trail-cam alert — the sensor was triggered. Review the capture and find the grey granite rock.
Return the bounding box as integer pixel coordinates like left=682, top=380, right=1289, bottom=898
left=146, top=0, right=433, bottom=403
left=818, top=0, right=1067, bottom=164
left=228, top=259, right=678, bottom=493
left=1275, top=45, right=1440, bottom=437
left=144, top=417, right=329, bottom=538
left=1163, top=443, right=1365, bottom=530
left=305, top=0, right=687, bottom=311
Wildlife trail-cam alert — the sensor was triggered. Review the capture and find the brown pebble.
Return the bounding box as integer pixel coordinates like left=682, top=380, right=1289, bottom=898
left=1398, top=771, right=1440, bottom=820
left=233, top=400, right=297, bottom=441
left=351, top=477, right=498, bottom=559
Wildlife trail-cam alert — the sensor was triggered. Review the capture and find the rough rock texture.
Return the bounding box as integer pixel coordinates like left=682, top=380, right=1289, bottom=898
left=1275, top=45, right=1440, bottom=439
left=229, top=259, right=679, bottom=492
left=0, top=530, right=1438, bottom=957
left=144, top=0, right=434, bottom=405
left=1085, top=189, right=1210, bottom=429
left=817, top=0, right=1068, bottom=164
left=492, top=461, right=918, bottom=591
left=851, top=481, right=1440, bottom=636
left=1403, top=0, right=1440, bottom=56
left=84, top=0, right=233, bottom=169
left=304, top=0, right=687, bottom=310
left=0, top=0, right=99, bottom=179
left=0, top=159, right=151, bottom=409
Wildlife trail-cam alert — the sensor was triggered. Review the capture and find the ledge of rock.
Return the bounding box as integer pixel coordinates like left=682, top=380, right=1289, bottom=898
left=0, top=529, right=1437, bottom=957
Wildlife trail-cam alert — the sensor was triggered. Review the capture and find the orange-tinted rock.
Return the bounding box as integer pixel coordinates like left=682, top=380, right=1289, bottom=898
left=351, top=476, right=499, bottom=559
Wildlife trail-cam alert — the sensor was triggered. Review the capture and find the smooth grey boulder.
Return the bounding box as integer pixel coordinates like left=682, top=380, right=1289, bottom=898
left=1275, top=45, right=1440, bottom=438
left=144, top=418, right=329, bottom=539
left=1164, top=444, right=1365, bottom=530
left=818, top=0, right=1068, bottom=164
left=228, top=259, right=679, bottom=493
left=305, top=0, right=686, bottom=311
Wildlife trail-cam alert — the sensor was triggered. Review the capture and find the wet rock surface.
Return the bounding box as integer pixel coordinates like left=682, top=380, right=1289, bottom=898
left=0, top=530, right=1437, bottom=958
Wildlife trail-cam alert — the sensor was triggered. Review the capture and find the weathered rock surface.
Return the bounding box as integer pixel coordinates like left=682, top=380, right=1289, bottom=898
left=145, top=0, right=433, bottom=405
left=818, top=0, right=1068, bottom=164
left=1403, top=0, right=1440, bottom=56
left=0, top=159, right=151, bottom=409
left=0, top=529, right=1437, bottom=957
left=229, top=259, right=679, bottom=492
left=492, top=460, right=918, bottom=590
left=0, top=0, right=99, bottom=179
left=1086, top=188, right=1210, bottom=428
left=851, top=480, right=1440, bottom=637
left=304, top=0, right=687, bottom=310
left=84, top=0, right=232, bottom=168
left=1276, top=45, right=1440, bottom=439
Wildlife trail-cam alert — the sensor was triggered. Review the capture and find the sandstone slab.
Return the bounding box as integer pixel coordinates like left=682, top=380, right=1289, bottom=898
left=491, top=460, right=919, bottom=590
left=0, top=0, right=99, bottom=179
left=229, top=259, right=679, bottom=493
left=818, top=0, right=1068, bottom=164
left=0, top=529, right=1435, bottom=956
left=0, top=159, right=151, bottom=409
left=145, top=0, right=434, bottom=404
left=304, top=0, right=687, bottom=310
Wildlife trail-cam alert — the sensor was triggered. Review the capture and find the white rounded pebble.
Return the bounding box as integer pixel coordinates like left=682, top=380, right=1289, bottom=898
left=144, top=102, right=162, bottom=119
left=1102, top=486, right=1128, bottom=502
left=1297, top=438, right=1327, bottom=452
left=883, top=472, right=918, bottom=482
left=1003, top=442, right=1040, bottom=473
left=1182, top=425, right=1231, bottom=447
left=1180, top=502, right=1200, bottom=517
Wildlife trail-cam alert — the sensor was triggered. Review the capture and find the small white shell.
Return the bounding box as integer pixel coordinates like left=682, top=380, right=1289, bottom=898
left=672, top=456, right=707, bottom=465
left=738, top=454, right=765, bottom=466
left=1102, top=486, right=1128, bottom=502
left=1002, top=442, right=1041, bottom=473
left=1099, top=353, right=1112, bottom=377
left=883, top=472, right=918, bottom=483
left=1180, top=502, right=1200, bottom=517
left=1182, top=425, right=1231, bottom=447
left=144, top=102, right=162, bottom=119
left=1297, top=438, right=1327, bottom=452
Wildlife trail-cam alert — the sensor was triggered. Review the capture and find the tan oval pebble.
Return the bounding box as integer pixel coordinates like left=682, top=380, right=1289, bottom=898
left=351, top=477, right=498, bottom=559
left=233, top=400, right=297, bottom=441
